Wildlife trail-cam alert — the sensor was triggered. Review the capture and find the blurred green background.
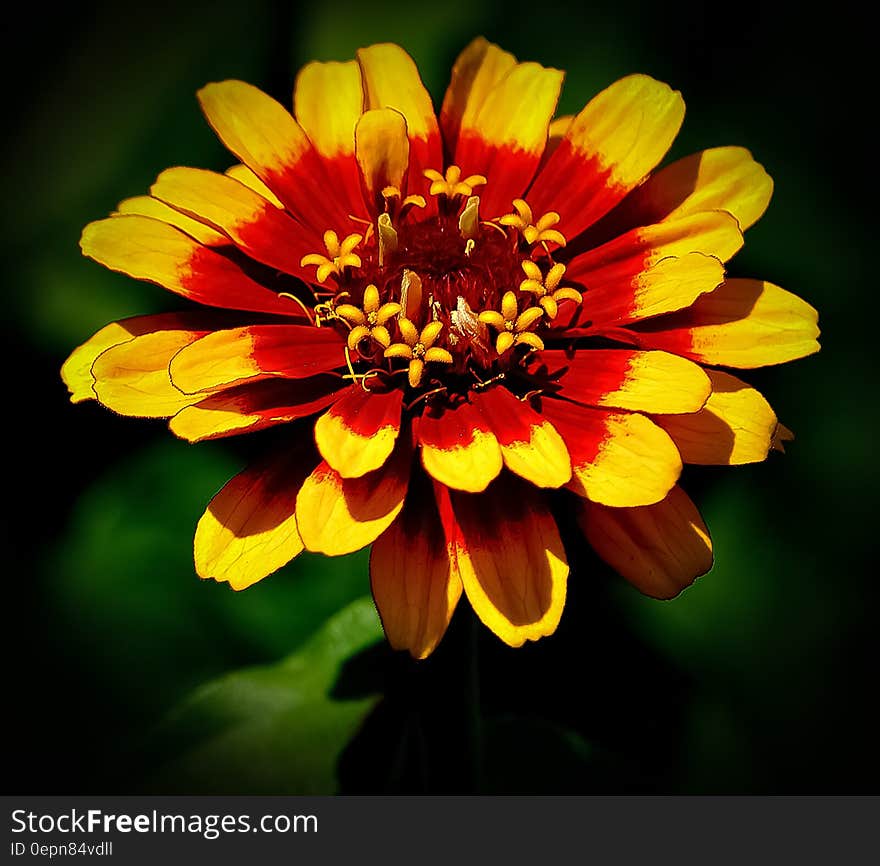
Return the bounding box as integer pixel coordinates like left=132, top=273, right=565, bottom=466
left=4, top=0, right=874, bottom=793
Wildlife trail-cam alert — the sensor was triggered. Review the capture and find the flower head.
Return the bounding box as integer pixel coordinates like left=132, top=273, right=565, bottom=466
left=63, top=37, right=820, bottom=658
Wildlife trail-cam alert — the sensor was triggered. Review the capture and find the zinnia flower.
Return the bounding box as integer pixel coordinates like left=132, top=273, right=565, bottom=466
left=62, top=38, right=820, bottom=658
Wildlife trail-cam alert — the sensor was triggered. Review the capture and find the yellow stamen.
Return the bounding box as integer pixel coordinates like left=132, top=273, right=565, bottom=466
left=424, top=165, right=487, bottom=199
left=384, top=318, right=452, bottom=389
left=499, top=199, right=567, bottom=247
left=478, top=291, right=546, bottom=355
left=382, top=185, right=427, bottom=213
left=517, top=260, right=582, bottom=320
left=300, top=230, right=363, bottom=283
left=341, top=345, right=384, bottom=392
left=337, top=285, right=401, bottom=352
left=277, top=292, right=315, bottom=323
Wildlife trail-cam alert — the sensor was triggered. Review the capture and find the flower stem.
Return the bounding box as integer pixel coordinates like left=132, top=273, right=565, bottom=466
left=465, top=610, right=485, bottom=792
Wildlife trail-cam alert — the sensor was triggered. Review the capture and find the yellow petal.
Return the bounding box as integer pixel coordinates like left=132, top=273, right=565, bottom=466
left=496, top=331, right=515, bottom=354
left=424, top=347, right=453, bottom=364
left=439, top=36, right=517, bottom=152
left=625, top=146, right=774, bottom=231
left=92, top=329, right=213, bottom=417
left=529, top=74, right=684, bottom=237
left=567, top=74, right=684, bottom=189
left=194, top=450, right=309, bottom=589
left=313, top=389, right=402, bottom=478
left=477, top=310, right=506, bottom=330
left=551, top=348, right=711, bottom=414
left=295, top=445, right=410, bottom=556
left=542, top=399, right=681, bottom=507
left=294, top=59, right=363, bottom=158
left=454, top=59, right=563, bottom=214
left=370, top=469, right=462, bottom=659
left=355, top=108, right=410, bottom=206
left=583, top=252, right=726, bottom=327
left=501, top=291, right=518, bottom=320
left=80, top=215, right=289, bottom=315
left=224, top=164, right=284, bottom=207
left=451, top=474, right=568, bottom=647
left=408, top=358, right=425, bottom=387
left=398, top=317, right=419, bottom=346
left=114, top=195, right=226, bottom=246
left=62, top=312, right=200, bottom=404
left=474, top=387, right=571, bottom=488
left=579, top=485, right=712, bottom=599
left=637, top=279, right=821, bottom=368
left=418, top=400, right=503, bottom=493
left=150, top=166, right=311, bottom=276
left=653, top=369, right=779, bottom=465
left=357, top=43, right=440, bottom=172
left=419, top=320, right=444, bottom=348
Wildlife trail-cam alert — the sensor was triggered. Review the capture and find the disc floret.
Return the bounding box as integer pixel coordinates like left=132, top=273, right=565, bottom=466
left=478, top=291, right=546, bottom=354
left=384, top=319, right=454, bottom=387
left=519, top=261, right=583, bottom=320
left=335, top=284, right=402, bottom=351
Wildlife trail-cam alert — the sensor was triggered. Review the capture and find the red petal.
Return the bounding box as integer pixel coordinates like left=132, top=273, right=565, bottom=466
left=370, top=466, right=462, bottom=659
left=314, top=387, right=404, bottom=478
left=169, top=324, right=345, bottom=393
left=417, top=399, right=502, bottom=493
left=472, top=387, right=571, bottom=487
left=170, top=377, right=355, bottom=442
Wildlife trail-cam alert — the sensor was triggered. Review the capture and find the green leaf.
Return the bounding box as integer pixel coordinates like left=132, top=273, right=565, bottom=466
left=47, top=440, right=371, bottom=713
left=140, top=597, right=383, bottom=794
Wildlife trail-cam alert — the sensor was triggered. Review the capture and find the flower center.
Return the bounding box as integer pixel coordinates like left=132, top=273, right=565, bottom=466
left=299, top=167, right=582, bottom=396
left=389, top=218, right=519, bottom=315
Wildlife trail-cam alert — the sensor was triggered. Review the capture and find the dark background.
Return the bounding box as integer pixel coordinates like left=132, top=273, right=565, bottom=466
left=3, top=0, right=875, bottom=793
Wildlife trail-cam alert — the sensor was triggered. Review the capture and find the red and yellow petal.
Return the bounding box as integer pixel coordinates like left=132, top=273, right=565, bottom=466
left=293, top=59, right=367, bottom=220
left=314, top=387, right=403, bottom=478
left=528, top=74, right=685, bottom=239
left=356, top=43, right=441, bottom=181
left=169, top=378, right=354, bottom=442
left=194, top=449, right=312, bottom=590
left=653, top=369, right=779, bottom=465
left=417, top=400, right=502, bottom=493
left=472, top=386, right=571, bottom=488
left=370, top=467, right=462, bottom=659
left=150, top=167, right=318, bottom=279
left=439, top=37, right=516, bottom=154
left=598, top=146, right=774, bottom=238
left=295, top=440, right=411, bottom=556
left=448, top=473, right=568, bottom=647
left=541, top=398, right=681, bottom=507
left=198, top=79, right=352, bottom=233
left=91, top=327, right=216, bottom=417
left=578, top=485, right=713, bottom=599
left=453, top=56, right=564, bottom=217
left=565, top=252, right=726, bottom=330
left=545, top=348, right=711, bottom=414
left=566, top=209, right=741, bottom=285
left=80, top=215, right=301, bottom=316
left=634, top=278, right=821, bottom=368
left=168, top=324, right=345, bottom=393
